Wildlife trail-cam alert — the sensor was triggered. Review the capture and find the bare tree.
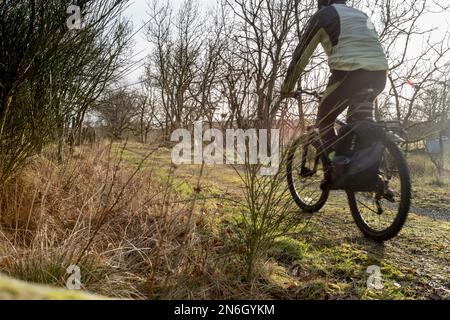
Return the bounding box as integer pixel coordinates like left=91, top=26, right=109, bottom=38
left=145, top=0, right=204, bottom=137
left=94, top=87, right=140, bottom=140
left=356, top=1, right=450, bottom=126
left=222, top=0, right=305, bottom=129
left=134, top=84, right=162, bottom=144
left=415, top=74, right=450, bottom=177
left=189, top=6, right=227, bottom=128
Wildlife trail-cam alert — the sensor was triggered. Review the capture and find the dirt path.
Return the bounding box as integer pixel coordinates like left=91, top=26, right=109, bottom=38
left=410, top=206, right=450, bottom=222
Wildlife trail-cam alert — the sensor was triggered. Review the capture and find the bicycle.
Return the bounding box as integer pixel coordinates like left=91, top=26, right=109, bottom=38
left=286, top=88, right=411, bottom=241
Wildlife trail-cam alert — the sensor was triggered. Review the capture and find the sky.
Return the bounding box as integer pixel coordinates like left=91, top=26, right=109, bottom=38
left=122, top=0, right=450, bottom=84
left=123, top=0, right=212, bottom=84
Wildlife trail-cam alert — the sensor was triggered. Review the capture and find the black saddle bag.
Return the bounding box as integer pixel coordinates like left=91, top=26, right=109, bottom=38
left=331, top=122, right=385, bottom=192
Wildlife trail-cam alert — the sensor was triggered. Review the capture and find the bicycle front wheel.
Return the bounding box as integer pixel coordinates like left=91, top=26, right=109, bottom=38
left=286, top=135, right=330, bottom=213
left=347, top=138, right=411, bottom=241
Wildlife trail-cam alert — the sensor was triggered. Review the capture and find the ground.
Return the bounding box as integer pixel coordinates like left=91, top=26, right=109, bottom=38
left=119, top=142, right=450, bottom=300
left=0, top=142, right=448, bottom=300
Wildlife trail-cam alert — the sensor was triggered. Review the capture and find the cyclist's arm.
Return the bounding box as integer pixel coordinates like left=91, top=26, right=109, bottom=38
left=281, top=12, right=331, bottom=96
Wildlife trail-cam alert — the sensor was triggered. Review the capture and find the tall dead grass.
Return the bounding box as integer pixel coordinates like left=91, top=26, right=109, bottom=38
left=0, top=141, right=277, bottom=299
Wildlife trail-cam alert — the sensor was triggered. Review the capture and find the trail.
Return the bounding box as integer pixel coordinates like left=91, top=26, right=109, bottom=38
left=410, top=206, right=450, bottom=222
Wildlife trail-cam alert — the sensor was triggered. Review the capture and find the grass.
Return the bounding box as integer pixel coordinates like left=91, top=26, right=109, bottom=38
left=407, top=153, right=450, bottom=212
left=0, top=141, right=449, bottom=300
left=115, top=143, right=450, bottom=300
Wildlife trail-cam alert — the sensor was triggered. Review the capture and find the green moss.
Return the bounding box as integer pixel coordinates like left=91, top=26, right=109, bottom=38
left=268, top=238, right=309, bottom=264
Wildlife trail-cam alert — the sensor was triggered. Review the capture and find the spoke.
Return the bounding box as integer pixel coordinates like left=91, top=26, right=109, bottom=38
left=357, top=197, right=379, bottom=215
left=290, top=141, right=325, bottom=206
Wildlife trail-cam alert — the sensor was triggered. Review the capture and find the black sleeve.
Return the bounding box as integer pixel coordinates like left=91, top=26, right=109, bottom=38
left=282, top=7, right=340, bottom=95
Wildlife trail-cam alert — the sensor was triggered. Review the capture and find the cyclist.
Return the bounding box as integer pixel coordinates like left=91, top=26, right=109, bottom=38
left=281, top=0, right=389, bottom=188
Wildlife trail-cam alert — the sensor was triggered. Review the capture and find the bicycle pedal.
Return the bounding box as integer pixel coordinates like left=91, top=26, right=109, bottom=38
left=384, top=189, right=396, bottom=203
left=300, top=167, right=315, bottom=178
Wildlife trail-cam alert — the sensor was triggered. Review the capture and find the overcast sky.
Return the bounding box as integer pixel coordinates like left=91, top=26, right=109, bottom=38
left=123, top=0, right=212, bottom=84
left=123, top=0, right=450, bottom=84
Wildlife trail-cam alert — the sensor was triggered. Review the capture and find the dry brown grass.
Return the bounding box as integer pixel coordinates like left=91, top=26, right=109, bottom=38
left=0, top=141, right=277, bottom=299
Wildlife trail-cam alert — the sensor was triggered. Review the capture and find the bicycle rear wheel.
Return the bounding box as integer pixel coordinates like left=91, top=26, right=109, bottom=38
left=347, top=138, right=411, bottom=241
left=286, top=135, right=330, bottom=213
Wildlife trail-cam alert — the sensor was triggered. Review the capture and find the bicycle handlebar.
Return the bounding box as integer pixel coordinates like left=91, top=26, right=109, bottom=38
left=285, top=88, right=323, bottom=100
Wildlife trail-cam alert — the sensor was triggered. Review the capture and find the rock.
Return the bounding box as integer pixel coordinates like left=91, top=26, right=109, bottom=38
left=0, top=274, right=109, bottom=300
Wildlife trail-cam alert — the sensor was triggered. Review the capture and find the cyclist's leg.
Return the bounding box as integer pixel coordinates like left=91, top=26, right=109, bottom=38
left=317, top=69, right=387, bottom=189
left=317, top=69, right=387, bottom=154
left=346, top=70, right=387, bottom=122
left=316, top=70, right=352, bottom=154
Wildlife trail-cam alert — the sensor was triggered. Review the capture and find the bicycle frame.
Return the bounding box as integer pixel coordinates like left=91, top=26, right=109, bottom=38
left=291, top=86, right=390, bottom=176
